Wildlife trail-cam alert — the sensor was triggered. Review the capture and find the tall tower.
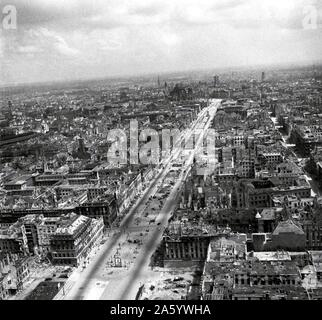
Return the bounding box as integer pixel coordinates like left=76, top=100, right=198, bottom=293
left=213, top=75, right=219, bottom=87
left=313, top=64, right=317, bottom=81
left=261, top=71, right=265, bottom=83
left=79, top=138, right=85, bottom=154
left=7, top=100, right=13, bottom=120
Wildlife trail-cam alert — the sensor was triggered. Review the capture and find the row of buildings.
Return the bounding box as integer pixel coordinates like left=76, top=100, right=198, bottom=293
left=0, top=213, right=104, bottom=266
left=157, top=74, right=322, bottom=299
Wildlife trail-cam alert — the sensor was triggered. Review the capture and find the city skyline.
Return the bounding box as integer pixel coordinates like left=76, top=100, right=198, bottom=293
left=2, top=0, right=322, bottom=305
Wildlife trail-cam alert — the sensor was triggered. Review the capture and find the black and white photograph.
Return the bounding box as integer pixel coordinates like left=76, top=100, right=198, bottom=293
left=1, top=0, right=322, bottom=311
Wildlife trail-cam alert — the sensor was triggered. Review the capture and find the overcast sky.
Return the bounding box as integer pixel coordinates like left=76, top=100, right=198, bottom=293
left=0, top=0, right=322, bottom=85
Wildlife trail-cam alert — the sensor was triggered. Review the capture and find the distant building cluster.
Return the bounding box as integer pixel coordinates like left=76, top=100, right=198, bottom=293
left=2, top=67, right=322, bottom=300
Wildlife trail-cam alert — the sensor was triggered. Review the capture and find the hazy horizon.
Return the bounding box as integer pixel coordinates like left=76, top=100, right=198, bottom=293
left=1, top=0, right=322, bottom=86
left=1, top=59, right=322, bottom=91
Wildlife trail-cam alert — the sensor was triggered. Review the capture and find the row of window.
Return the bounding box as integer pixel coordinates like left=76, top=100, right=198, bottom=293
left=235, top=277, right=298, bottom=286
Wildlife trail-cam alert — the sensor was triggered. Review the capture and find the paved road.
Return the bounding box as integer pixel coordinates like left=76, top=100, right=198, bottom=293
left=64, top=99, right=221, bottom=300
left=114, top=100, right=220, bottom=300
